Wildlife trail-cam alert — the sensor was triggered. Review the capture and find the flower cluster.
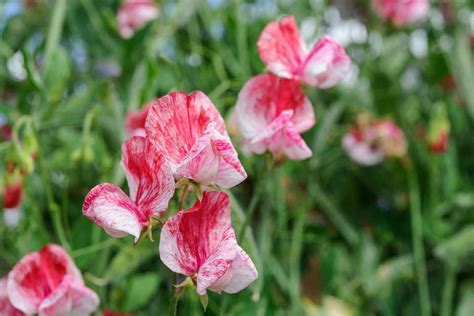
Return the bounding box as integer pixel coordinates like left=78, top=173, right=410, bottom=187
left=232, top=16, right=351, bottom=161
left=83, top=91, right=257, bottom=296
left=0, top=244, right=99, bottom=315
left=342, top=116, right=407, bottom=166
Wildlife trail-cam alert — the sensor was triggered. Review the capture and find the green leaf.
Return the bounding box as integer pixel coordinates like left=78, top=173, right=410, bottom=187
left=456, top=286, right=474, bottom=316
left=43, top=46, right=71, bottom=103
left=124, top=273, right=160, bottom=311
left=103, top=243, right=156, bottom=282
left=435, top=226, right=474, bottom=267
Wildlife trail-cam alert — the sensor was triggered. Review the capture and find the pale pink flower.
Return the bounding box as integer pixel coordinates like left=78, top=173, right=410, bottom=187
left=6, top=244, right=99, bottom=316
left=0, top=276, right=25, bottom=316
left=117, top=0, right=159, bottom=39
left=372, top=0, right=429, bottom=26
left=342, top=119, right=407, bottom=166
left=125, top=105, right=151, bottom=137
left=145, top=91, right=247, bottom=189
left=159, top=192, right=258, bottom=295
left=234, top=74, right=315, bottom=160
left=257, top=16, right=351, bottom=88
left=83, top=136, right=175, bottom=241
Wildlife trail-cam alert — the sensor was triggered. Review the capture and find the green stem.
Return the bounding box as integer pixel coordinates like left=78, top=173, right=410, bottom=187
left=169, top=273, right=180, bottom=316
left=309, top=180, right=359, bottom=246
left=440, top=265, right=456, bottom=316
left=406, top=164, right=431, bottom=316
left=44, top=0, right=66, bottom=69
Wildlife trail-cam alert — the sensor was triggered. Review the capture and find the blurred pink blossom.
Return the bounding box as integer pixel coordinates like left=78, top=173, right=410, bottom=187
left=125, top=105, right=151, bottom=137
left=117, top=0, right=159, bottom=39
left=372, top=0, right=429, bottom=26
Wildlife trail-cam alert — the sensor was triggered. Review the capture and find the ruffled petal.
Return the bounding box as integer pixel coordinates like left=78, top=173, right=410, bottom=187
left=39, top=244, right=83, bottom=288
left=301, top=36, right=352, bottom=89
left=0, top=276, right=26, bottom=316
left=69, top=281, right=100, bottom=316
left=145, top=91, right=226, bottom=168
left=257, top=16, right=307, bottom=79
left=235, top=74, right=315, bottom=141
left=175, top=123, right=246, bottom=188
left=7, top=252, right=50, bottom=314
left=250, top=110, right=313, bottom=160
left=209, top=246, right=258, bottom=294
left=121, top=136, right=175, bottom=217
left=38, top=276, right=73, bottom=316
left=82, top=183, right=143, bottom=241
left=159, top=192, right=232, bottom=279
left=196, top=228, right=237, bottom=295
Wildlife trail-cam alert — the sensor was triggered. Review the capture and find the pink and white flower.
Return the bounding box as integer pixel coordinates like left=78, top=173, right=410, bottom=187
left=159, top=192, right=258, bottom=295
left=125, top=105, right=151, bottom=137
left=233, top=74, right=316, bottom=160
left=6, top=244, right=99, bottom=315
left=83, top=136, right=175, bottom=241
left=257, top=16, right=351, bottom=89
left=117, top=0, right=159, bottom=39
left=145, top=91, right=247, bottom=189
left=342, top=118, right=407, bottom=166
left=372, top=0, right=429, bottom=26
left=0, top=276, right=25, bottom=316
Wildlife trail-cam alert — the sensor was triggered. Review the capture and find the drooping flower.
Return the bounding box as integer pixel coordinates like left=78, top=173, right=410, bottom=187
left=145, top=91, right=247, bottom=189
left=3, top=177, right=23, bottom=210
left=233, top=74, right=316, bottom=160
left=83, top=136, right=175, bottom=241
left=257, top=16, right=351, bottom=89
left=159, top=192, right=258, bottom=295
left=342, top=117, right=407, bottom=166
left=6, top=244, right=99, bottom=315
left=0, top=276, right=25, bottom=316
left=372, top=0, right=429, bottom=26
left=125, top=105, right=151, bottom=137
left=117, top=0, right=159, bottom=39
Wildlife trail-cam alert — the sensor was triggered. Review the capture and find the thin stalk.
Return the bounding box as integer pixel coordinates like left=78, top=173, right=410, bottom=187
left=169, top=273, right=179, bottom=316
left=44, top=0, right=66, bottom=69
left=440, top=265, right=456, bottom=316
left=406, top=164, right=431, bottom=316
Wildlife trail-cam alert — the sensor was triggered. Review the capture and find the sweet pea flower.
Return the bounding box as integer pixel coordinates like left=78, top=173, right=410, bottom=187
left=342, top=118, right=407, bottom=166
left=117, top=0, right=159, bottom=39
left=125, top=105, right=151, bottom=137
left=145, top=91, right=247, bottom=189
left=159, top=192, right=258, bottom=295
left=233, top=74, right=316, bottom=160
left=2, top=170, right=24, bottom=227
left=257, top=16, right=351, bottom=89
left=83, top=136, right=175, bottom=241
left=6, top=244, right=99, bottom=315
left=0, top=276, right=25, bottom=316
left=372, top=0, right=429, bottom=26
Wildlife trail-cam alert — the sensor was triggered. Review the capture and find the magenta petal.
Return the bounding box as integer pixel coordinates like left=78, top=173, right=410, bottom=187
left=257, top=16, right=307, bottom=79
left=210, top=246, right=258, bottom=294
left=0, top=276, right=25, bottom=316
left=121, top=136, right=175, bottom=217
left=82, top=183, right=143, bottom=241
left=69, top=281, right=100, bottom=316
left=124, top=105, right=150, bottom=137
left=212, top=137, right=248, bottom=189
left=159, top=192, right=233, bottom=283
left=301, top=36, right=352, bottom=89
left=196, top=228, right=237, bottom=295
left=39, top=244, right=83, bottom=286
left=37, top=276, right=73, bottom=316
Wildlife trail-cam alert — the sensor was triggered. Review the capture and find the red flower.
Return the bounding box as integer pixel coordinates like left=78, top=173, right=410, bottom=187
left=3, top=179, right=23, bottom=209
left=257, top=16, right=351, bottom=88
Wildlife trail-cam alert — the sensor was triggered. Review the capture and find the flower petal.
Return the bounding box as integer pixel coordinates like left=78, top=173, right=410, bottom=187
left=257, top=16, right=307, bottom=79
left=117, top=0, right=159, bottom=39
left=69, top=281, right=100, bottom=316
left=0, top=276, right=25, bottom=316
left=38, top=276, right=73, bottom=316
left=121, top=136, right=175, bottom=217
left=196, top=227, right=237, bottom=295
left=301, top=36, right=352, bottom=89
left=159, top=192, right=232, bottom=279
left=145, top=91, right=227, bottom=169
left=7, top=252, right=50, bottom=314
left=235, top=74, right=315, bottom=141
left=209, top=246, right=258, bottom=294
left=82, top=183, right=143, bottom=241
left=124, top=105, right=150, bottom=137
left=39, top=244, right=83, bottom=288
left=342, top=132, right=384, bottom=166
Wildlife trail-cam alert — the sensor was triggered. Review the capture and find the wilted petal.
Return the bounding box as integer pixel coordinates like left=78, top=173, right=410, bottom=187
left=0, top=276, right=25, bottom=316
left=250, top=110, right=313, bottom=160
left=159, top=192, right=232, bottom=281
left=121, top=136, right=175, bottom=217
left=69, top=281, right=100, bottom=316
left=257, top=16, right=307, bottom=79
left=235, top=74, right=315, bottom=141
left=209, top=246, right=258, bottom=294
left=302, top=36, right=352, bottom=89
left=82, top=183, right=143, bottom=241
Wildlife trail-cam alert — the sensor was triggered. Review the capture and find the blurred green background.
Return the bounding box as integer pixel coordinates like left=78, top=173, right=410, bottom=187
left=1, top=0, right=474, bottom=315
